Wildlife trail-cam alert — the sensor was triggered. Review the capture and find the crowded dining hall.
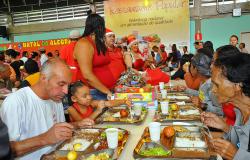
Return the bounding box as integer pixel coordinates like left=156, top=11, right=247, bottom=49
left=1, top=0, right=250, bottom=160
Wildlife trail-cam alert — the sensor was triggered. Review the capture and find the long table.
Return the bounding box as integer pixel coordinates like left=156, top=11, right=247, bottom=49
left=96, top=110, right=222, bottom=160
left=96, top=110, right=156, bottom=160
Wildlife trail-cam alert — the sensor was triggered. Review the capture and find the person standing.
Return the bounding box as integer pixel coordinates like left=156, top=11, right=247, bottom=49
left=239, top=43, right=249, bottom=53
left=105, top=28, right=126, bottom=81
left=60, top=30, right=81, bottom=82
left=229, top=35, right=239, bottom=47
left=73, top=14, right=116, bottom=100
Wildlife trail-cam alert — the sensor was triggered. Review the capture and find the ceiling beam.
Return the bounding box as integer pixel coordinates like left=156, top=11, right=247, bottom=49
left=7, top=0, right=10, bottom=12
left=3, top=0, right=7, bottom=6
left=22, top=0, right=26, bottom=5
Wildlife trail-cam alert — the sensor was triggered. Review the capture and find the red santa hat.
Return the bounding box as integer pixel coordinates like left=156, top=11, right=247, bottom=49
left=160, top=44, right=165, bottom=48
left=127, top=34, right=138, bottom=47
left=105, top=28, right=114, bottom=36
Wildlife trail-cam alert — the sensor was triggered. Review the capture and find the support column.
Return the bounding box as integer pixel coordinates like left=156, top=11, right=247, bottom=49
left=194, top=0, right=202, bottom=37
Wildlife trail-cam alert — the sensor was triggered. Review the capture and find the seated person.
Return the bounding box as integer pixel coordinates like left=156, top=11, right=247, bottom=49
left=152, top=46, right=162, bottom=66
left=167, top=44, right=181, bottom=69
left=47, top=52, right=53, bottom=59
left=20, top=59, right=40, bottom=88
left=205, top=45, right=239, bottom=124
left=171, top=54, right=192, bottom=80
left=202, top=53, right=250, bottom=159
left=0, top=62, right=12, bottom=90
left=31, top=51, right=40, bottom=67
left=193, top=45, right=240, bottom=124
left=5, top=49, right=24, bottom=87
left=124, top=35, right=145, bottom=71
left=184, top=48, right=211, bottom=90
left=0, top=118, right=13, bottom=160
left=183, top=48, right=223, bottom=115
left=67, top=81, right=131, bottom=121
left=0, top=58, right=94, bottom=160
left=0, top=51, right=16, bottom=83
left=185, top=48, right=213, bottom=95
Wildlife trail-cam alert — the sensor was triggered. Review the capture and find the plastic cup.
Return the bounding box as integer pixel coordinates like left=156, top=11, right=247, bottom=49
left=149, top=122, right=161, bottom=141
left=134, top=103, right=142, bottom=116
left=105, top=128, right=119, bottom=149
left=160, top=101, right=169, bottom=114
left=159, top=82, right=165, bottom=90
left=160, top=89, right=167, bottom=99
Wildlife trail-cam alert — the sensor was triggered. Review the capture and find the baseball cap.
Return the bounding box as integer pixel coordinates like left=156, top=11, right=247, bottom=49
left=69, top=30, right=81, bottom=39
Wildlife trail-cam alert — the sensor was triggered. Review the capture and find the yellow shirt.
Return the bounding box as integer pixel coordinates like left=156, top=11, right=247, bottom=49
left=25, top=72, right=40, bottom=86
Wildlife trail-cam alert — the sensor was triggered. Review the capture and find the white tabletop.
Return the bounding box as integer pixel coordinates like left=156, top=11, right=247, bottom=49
left=93, top=80, right=188, bottom=160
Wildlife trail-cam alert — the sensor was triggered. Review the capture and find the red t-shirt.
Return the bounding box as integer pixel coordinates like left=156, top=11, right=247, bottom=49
left=161, top=51, right=168, bottom=63
left=60, top=41, right=78, bottom=82
left=71, top=103, right=94, bottom=121
left=108, top=47, right=126, bottom=81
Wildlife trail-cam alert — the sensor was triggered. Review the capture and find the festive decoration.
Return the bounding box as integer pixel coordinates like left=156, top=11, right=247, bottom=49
left=116, top=68, right=146, bottom=88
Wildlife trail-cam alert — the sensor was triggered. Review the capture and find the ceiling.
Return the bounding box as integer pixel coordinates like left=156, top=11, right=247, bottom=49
left=0, top=0, right=105, bottom=13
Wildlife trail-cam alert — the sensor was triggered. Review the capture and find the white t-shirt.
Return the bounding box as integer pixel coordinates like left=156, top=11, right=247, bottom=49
left=20, top=57, right=28, bottom=63
left=40, top=54, right=48, bottom=66
left=0, top=87, right=65, bottom=160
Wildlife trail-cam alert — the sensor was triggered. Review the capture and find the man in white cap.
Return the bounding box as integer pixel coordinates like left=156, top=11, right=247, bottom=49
left=60, top=30, right=81, bottom=82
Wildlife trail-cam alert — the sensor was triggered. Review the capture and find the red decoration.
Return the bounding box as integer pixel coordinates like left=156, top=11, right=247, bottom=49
left=195, top=31, right=202, bottom=41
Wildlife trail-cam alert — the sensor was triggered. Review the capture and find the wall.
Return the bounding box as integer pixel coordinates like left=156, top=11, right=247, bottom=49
left=190, top=20, right=195, bottom=53
left=201, top=14, right=250, bottom=50
left=1, top=22, right=196, bottom=53
left=14, top=29, right=84, bottom=42
left=0, top=37, right=11, bottom=44
left=1, top=14, right=250, bottom=53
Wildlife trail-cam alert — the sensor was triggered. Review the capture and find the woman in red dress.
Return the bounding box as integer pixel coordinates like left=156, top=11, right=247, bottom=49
left=125, top=35, right=145, bottom=71
left=73, top=14, right=116, bottom=100
left=125, top=35, right=170, bottom=85
left=105, top=28, right=126, bottom=81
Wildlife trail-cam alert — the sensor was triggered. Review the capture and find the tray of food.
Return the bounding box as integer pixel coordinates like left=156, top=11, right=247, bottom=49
left=115, top=84, right=152, bottom=93
left=41, top=127, right=129, bottom=160
left=158, top=85, right=186, bottom=93
left=166, top=95, right=191, bottom=103
left=155, top=103, right=201, bottom=122
left=157, top=92, right=190, bottom=101
left=96, top=105, right=147, bottom=124
left=133, top=124, right=211, bottom=159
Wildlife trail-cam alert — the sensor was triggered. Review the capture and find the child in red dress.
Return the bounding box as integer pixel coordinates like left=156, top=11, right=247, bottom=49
left=68, top=81, right=130, bottom=121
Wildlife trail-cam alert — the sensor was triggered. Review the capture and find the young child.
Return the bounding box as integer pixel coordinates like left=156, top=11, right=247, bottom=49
left=67, top=81, right=131, bottom=121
